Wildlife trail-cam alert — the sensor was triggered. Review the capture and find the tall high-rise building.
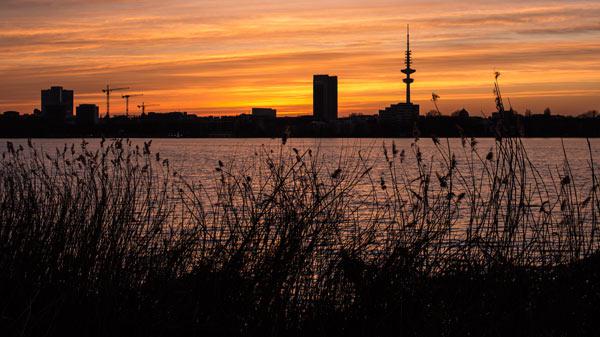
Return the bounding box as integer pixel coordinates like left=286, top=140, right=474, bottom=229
left=41, top=86, right=74, bottom=122
left=313, top=75, right=338, bottom=121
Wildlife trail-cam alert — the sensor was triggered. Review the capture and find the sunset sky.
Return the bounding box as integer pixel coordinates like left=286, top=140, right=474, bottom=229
left=1, top=0, right=599, bottom=117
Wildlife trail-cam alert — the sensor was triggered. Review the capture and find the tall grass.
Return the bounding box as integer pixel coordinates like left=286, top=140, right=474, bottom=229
left=1, top=137, right=599, bottom=336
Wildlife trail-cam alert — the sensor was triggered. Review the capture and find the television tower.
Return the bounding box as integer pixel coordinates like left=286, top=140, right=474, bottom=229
left=401, top=25, right=415, bottom=104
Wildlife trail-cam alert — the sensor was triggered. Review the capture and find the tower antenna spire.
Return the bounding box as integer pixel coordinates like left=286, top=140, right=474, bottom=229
left=407, top=24, right=410, bottom=51
left=401, top=24, right=415, bottom=104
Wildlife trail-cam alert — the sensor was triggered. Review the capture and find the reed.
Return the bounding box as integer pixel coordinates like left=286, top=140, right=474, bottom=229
left=0, top=136, right=599, bottom=337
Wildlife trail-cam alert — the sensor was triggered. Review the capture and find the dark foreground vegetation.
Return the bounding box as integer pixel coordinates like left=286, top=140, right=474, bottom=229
left=1, top=137, right=600, bottom=336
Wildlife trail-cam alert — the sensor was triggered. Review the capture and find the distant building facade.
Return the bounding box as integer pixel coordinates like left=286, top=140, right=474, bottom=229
left=452, top=108, right=470, bottom=119
left=379, top=103, right=419, bottom=123
left=41, top=86, right=73, bottom=122
left=2, top=111, right=19, bottom=118
left=1, top=111, right=20, bottom=123
left=313, top=75, right=338, bottom=121
left=76, top=104, right=99, bottom=125
left=252, top=107, right=277, bottom=118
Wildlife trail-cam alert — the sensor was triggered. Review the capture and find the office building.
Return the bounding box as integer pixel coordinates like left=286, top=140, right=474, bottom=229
left=313, top=75, right=338, bottom=121
left=41, top=86, right=73, bottom=122
left=76, top=104, right=99, bottom=125
left=252, top=108, right=277, bottom=118
left=2, top=111, right=19, bottom=118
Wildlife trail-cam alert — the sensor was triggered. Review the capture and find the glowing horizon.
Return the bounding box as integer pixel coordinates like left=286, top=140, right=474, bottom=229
left=1, top=0, right=599, bottom=117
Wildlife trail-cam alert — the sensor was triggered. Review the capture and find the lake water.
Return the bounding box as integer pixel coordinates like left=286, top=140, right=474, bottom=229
left=5, top=138, right=599, bottom=184
left=4, top=137, right=600, bottom=213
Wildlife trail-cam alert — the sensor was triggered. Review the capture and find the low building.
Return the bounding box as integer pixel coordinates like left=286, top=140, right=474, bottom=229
left=252, top=108, right=277, bottom=118
left=452, top=108, right=470, bottom=119
left=378, top=103, right=420, bottom=136
left=76, top=104, right=99, bottom=125
left=379, top=103, right=419, bottom=123
left=2, top=111, right=19, bottom=118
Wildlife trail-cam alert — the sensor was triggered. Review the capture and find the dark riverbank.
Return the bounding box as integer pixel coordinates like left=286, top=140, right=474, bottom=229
left=2, top=111, right=600, bottom=138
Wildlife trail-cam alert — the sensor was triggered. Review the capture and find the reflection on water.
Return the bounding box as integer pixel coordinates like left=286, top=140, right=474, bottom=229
left=6, top=138, right=599, bottom=187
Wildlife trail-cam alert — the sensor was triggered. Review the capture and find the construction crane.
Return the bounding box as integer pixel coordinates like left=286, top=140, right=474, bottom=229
left=137, top=102, right=159, bottom=116
left=121, top=93, right=143, bottom=117
left=102, top=85, right=130, bottom=118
